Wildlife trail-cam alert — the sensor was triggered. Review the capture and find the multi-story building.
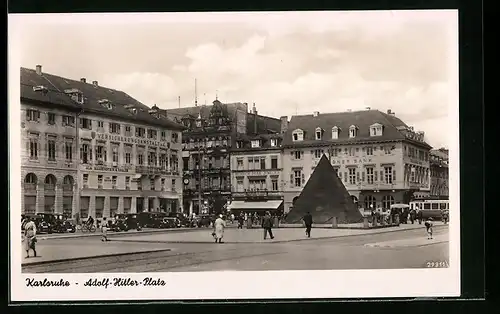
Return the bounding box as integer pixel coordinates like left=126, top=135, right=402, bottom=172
left=281, top=109, right=432, bottom=213
left=229, top=105, right=283, bottom=214
left=429, top=148, right=449, bottom=200
left=165, top=102, right=281, bottom=215
left=20, top=65, right=184, bottom=220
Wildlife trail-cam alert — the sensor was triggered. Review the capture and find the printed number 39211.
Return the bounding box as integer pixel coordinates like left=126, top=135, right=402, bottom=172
left=426, top=261, right=449, bottom=268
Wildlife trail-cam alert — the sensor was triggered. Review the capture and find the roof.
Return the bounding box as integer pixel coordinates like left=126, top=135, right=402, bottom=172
left=246, top=113, right=282, bottom=135
left=165, top=100, right=246, bottom=120
left=20, top=67, right=185, bottom=131
left=233, top=133, right=283, bottom=152
left=282, top=109, right=431, bottom=148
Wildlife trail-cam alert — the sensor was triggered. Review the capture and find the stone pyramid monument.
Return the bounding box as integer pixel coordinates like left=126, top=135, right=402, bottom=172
left=284, top=154, right=364, bottom=224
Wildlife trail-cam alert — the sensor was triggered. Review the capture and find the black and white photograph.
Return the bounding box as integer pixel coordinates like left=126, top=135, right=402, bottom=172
left=9, top=10, right=459, bottom=300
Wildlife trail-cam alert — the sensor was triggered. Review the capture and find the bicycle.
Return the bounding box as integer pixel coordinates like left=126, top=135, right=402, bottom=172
left=81, top=223, right=97, bottom=233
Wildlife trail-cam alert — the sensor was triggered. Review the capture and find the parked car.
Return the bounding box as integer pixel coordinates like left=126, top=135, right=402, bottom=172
left=37, top=219, right=52, bottom=234
left=125, top=214, right=141, bottom=231
left=51, top=219, right=77, bottom=233
left=196, top=215, right=212, bottom=228
left=159, top=217, right=180, bottom=228
left=108, top=215, right=129, bottom=232
left=167, top=212, right=190, bottom=227
left=137, top=212, right=168, bottom=228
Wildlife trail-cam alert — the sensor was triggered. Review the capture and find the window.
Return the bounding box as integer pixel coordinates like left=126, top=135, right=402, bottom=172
left=384, top=146, right=392, bottom=154
left=313, top=149, right=323, bottom=159
left=125, top=176, right=130, bottom=189
left=292, top=129, right=304, bottom=141
left=125, top=125, right=132, bottom=136
left=150, top=178, right=155, bottom=190
left=97, top=175, right=103, bottom=188
left=330, top=148, right=339, bottom=157
left=112, top=176, right=117, bottom=189
left=82, top=174, right=89, bottom=187
left=260, top=158, right=266, bottom=170
left=80, top=143, right=90, bottom=163
left=249, top=179, right=266, bottom=191
left=161, top=131, right=166, bottom=141
left=79, top=118, right=92, bottom=129
left=96, top=145, right=106, bottom=162
left=384, top=166, right=393, bottom=184
left=349, top=168, right=357, bottom=185
left=97, top=121, right=104, bottom=130
left=125, top=147, right=131, bottom=164
left=65, top=141, right=73, bottom=161
left=148, top=129, right=157, bottom=139
left=137, top=152, right=144, bottom=165
left=171, top=179, right=176, bottom=191
left=349, top=125, right=357, bottom=138
left=110, top=123, right=121, bottom=134
left=364, top=195, right=377, bottom=210
left=136, top=127, right=145, bottom=138
left=366, top=167, right=374, bottom=184
left=172, top=133, right=179, bottom=143
left=26, top=109, right=40, bottom=122
left=270, top=138, right=278, bottom=147
left=410, top=167, right=416, bottom=182
left=29, top=137, right=39, bottom=159
left=294, top=170, right=302, bottom=187
left=47, top=113, right=56, bottom=125
left=236, top=179, right=244, bottom=192
left=293, top=150, right=302, bottom=160
left=137, top=179, right=142, bottom=190
left=236, top=158, right=244, bottom=170
left=250, top=140, right=260, bottom=148
left=148, top=151, right=157, bottom=166
left=382, top=195, right=395, bottom=209
left=62, top=115, right=75, bottom=127
left=271, top=157, right=278, bottom=169
left=112, top=146, right=119, bottom=163
left=160, top=153, right=167, bottom=169
left=365, top=147, right=373, bottom=156
left=370, top=124, right=383, bottom=136
left=271, top=178, right=278, bottom=191
left=331, top=127, right=339, bottom=139
left=315, top=128, right=322, bottom=140
left=47, top=138, right=56, bottom=161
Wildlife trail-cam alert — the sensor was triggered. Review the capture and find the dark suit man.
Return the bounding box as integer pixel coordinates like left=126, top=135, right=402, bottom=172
left=303, top=212, right=313, bottom=237
left=262, top=212, right=275, bottom=240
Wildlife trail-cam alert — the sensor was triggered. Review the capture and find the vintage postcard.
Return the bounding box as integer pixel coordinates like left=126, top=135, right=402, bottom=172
left=9, top=10, right=459, bottom=301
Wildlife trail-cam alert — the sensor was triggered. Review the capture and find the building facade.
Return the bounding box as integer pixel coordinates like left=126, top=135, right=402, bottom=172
left=166, top=102, right=282, bottom=215
left=229, top=108, right=283, bottom=214
left=429, top=148, right=449, bottom=199
left=20, top=65, right=184, bottom=220
left=281, top=109, right=432, bottom=213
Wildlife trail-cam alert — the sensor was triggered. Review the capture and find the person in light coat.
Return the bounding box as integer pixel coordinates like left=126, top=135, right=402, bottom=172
left=213, top=214, right=226, bottom=243
left=24, top=216, right=37, bottom=258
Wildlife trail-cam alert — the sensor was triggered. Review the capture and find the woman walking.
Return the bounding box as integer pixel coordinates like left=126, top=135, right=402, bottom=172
left=425, top=217, right=434, bottom=239
left=24, top=216, right=37, bottom=258
left=101, top=217, right=109, bottom=242
left=213, top=214, right=226, bottom=243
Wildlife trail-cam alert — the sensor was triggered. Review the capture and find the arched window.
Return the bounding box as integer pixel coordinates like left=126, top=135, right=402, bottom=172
left=44, top=174, right=57, bottom=190
left=63, top=175, right=74, bottom=191
left=364, top=195, right=377, bottom=210
left=24, top=173, right=38, bottom=191
left=382, top=195, right=395, bottom=209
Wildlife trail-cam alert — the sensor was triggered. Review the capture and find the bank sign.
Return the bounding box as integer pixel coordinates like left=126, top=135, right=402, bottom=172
left=96, top=133, right=171, bottom=148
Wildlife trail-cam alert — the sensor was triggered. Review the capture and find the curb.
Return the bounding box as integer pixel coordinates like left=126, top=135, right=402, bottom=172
left=110, top=224, right=449, bottom=245
left=21, top=248, right=173, bottom=267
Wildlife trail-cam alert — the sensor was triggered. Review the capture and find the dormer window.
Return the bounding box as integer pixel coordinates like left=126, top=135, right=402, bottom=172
left=292, top=129, right=304, bottom=142
left=99, top=99, right=113, bottom=110
left=64, top=88, right=84, bottom=104
left=270, top=138, right=278, bottom=147
left=370, top=123, right=383, bottom=136
left=332, top=126, right=340, bottom=139
left=236, top=141, right=243, bottom=149
left=315, top=127, right=323, bottom=140
left=349, top=125, right=358, bottom=138
left=251, top=140, right=261, bottom=148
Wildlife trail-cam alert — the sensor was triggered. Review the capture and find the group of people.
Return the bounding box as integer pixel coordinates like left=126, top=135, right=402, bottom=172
left=211, top=211, right=278, bottom=243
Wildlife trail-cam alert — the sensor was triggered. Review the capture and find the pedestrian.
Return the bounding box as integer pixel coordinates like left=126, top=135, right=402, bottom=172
left=213, top=214, right=226, bottom=243
left=425, top=217, right=434, bottom=239
left=409, top=209, right=416, bottom=224
left=303, top=211, right=313, bottom=238
left=417, top=209, right=423, bottom=225
left=23, top=216, right=37, bottom=258
left=101, top=217, right=109, bottom=242
left=442, top=210, right=449, bottom=224
left=237, top=212, right=244, bottom=229
left=262, top=211, right=275, bottom=240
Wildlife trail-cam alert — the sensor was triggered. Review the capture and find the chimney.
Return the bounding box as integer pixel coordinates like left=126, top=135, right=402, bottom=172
left=252, top=103, right=258, bottom=134
left=365, top=107, right=371, bottom=110
left=387, top=109, right=392, bottom=115
left=252, top=103, right=257, bottom=115
left=35, top=65, right=42, bottom=75
left=313, top=111, right=319, bottom=117
left=280, top=116, right=288, bottom=134
left=92, top=80, right=98, bottom=86
left=80, top=78, right=86, bottom=83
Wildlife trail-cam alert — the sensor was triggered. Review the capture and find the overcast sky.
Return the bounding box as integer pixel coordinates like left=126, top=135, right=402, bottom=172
left=13, top=11, right=457, bottom=149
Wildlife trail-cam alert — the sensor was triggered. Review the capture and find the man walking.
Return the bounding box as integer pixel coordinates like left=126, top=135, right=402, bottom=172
left=262, top=211, right=275, bottom=240
left=303, top=211, right=313, bottom=238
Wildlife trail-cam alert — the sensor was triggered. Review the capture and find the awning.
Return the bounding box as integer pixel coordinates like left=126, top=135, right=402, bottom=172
left=227, top=200, right=283, bottom=211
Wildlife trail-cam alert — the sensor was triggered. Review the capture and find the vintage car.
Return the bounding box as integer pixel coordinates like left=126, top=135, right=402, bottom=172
left=167, top=212, right=191, bottom=227
left=159, top=217, right=181, bottom=229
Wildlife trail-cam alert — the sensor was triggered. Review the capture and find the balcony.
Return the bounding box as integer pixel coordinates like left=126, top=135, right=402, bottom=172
left=135, top=165, right=179, bottom=176
left=44, top=184, right=55, bottom=191
left=62, top=184, right=73, bottom=192
left=232, top=188, right=282, bottom=200
left=24, top=183, right=37, bottom=191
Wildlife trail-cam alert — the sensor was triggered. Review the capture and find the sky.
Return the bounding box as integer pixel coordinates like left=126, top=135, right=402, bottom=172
left=12, top=11, right=457, bottom=149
